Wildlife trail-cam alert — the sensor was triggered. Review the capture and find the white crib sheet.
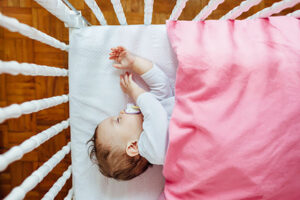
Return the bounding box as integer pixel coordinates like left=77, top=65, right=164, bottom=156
left=69, top=24, right=178, bottom=200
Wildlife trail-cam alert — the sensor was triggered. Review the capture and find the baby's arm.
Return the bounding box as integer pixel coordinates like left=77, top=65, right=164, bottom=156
left=136, top=92, right=168, bottom=165
left=120, top=72, right=168, bottom=165
left=110, top=46, right=173, bottom=101
left=140, top=64, right=173, bottom=101
left=109, top=46, right=152, bottom=75
left=120, top=72, right=145, bottom=102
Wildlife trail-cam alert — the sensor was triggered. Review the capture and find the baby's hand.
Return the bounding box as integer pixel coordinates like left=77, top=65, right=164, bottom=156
left=120, top=72, right=146, bottom=102
left=109, top=46, right=136, bottom=70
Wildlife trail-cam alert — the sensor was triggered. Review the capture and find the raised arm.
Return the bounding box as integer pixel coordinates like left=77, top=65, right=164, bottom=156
left=119, top=72, right=146, bottom=102
left=110, top=46, right=173, bottom=101
left=109, top=46, right=152, bottom=75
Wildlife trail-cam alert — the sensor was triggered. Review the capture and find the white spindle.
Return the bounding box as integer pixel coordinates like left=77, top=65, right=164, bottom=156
left=64, top=188, right=73, bottom=200
left=84, top=0, right=107, bottom=25
left=110, top=0, right=127, bottom=25
left=0, top=119, right=70, bottom=172
left=169, top=0, right=189, bottom=20
left=193, top=0, right=225, bottom=21
left=287, top=9, right=300, bottom=17
left=5, top=143, right=71, bottom=200
left=144, top=0, right=154, bottom=25
left=0, top=61, right=68, bottom=76
left=34, top=0, right=86, bottom=28
left=42, top=166, right=72, bottom=200
left=220, top=0, right=262, bottom=20
left=0, top=94, right=69, bottom=123
left=248, top=0, right=300, bottom=19
left=0, top=13, right=68, bottom=51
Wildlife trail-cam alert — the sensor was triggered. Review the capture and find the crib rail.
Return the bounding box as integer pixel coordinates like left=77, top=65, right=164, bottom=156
left=221, top=0, right=263, bottom=20
left=0, top=120, right=70, bottom=172
left=84, top=0, right=107, bottom=25
left=0, top=0, right=76, bottom=199
left=193, top=0, right=226, bottom=21
left=248, top=0, right=300, bottom=19
left=62, top=0, right=91, bottom=26
left=144, top=0, right=154, bottom=25
left=64, top=188, right=73, bottom=200
left=111, top=0, right=127, bottom=25
left=169, top=0, right=189, bottom=21
left=34, top=0, right=86, bottom=28
left=0, top=61, right=68, bottom=77
left=4, top=143, right=71, bottom=200
left=79, top=0, right=300, bottom=26
left=288, top=9, right=300, bottom=17
left=0, top=95, right=68, bottom=123
left=41, top=165, right=72, bottom=200
left=0, top=13, right=68, bottom=51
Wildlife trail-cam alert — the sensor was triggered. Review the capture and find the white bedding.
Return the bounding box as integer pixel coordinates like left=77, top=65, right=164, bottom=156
left=69, top=24, right=177, bottom=200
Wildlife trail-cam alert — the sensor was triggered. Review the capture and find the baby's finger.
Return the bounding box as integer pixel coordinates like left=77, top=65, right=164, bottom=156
left=124, top=73, right=129, bottom=84
left=120, top=75, right=126, bottom=86
left=118, top=46, right=125, bottom=52
left=113, top=64, right=122, bottom=69
left=129, top=73, right=133, bottom=82
left=113, top=49, right=119, bottom=54
left=119, top=51, right=126, bottom=58
left=120, top=82, right=125, bottom=91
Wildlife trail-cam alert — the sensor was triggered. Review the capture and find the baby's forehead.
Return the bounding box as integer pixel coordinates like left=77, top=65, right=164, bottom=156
left=99, top=116, right=113, bottom=127
left=97, top=117, right=114, bottom=137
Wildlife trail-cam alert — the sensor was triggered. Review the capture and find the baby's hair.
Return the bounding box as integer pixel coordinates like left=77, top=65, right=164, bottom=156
left=87, top=124, right=152, bottom=181
left=87, top=127, right=98, bottom=164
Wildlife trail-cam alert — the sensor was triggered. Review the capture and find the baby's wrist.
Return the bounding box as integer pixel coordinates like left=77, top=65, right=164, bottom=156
left=131, top=57, right=140, bottom=74
left=130, top=87, right=146, bottom=102
left=131, top=57, right=153, bottom=76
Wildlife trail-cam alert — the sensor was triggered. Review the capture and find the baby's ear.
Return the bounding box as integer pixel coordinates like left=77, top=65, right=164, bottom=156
left=126, top=140, right=139, bottom=157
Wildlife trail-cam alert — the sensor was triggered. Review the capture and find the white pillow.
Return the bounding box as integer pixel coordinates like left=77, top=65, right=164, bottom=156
left=69, top=25, right=177, bottom=200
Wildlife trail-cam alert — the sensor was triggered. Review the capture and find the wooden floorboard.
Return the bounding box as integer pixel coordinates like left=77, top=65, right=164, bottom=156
left=0, top=0, right=299, bottom=199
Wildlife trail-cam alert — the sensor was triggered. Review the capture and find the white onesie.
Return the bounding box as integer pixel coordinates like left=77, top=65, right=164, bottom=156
left=132, top=64, right=175, bottom=165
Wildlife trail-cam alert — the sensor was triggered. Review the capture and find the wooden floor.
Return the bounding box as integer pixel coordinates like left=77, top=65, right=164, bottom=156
left=0, top=0, right=299, bottom=199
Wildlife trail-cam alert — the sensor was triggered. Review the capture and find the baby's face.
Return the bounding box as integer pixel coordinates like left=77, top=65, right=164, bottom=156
left=96, top=110, right=144, bottom=148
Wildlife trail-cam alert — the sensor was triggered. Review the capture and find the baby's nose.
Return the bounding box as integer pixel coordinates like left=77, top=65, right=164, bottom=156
left=120, top=110, right=125, bottom=114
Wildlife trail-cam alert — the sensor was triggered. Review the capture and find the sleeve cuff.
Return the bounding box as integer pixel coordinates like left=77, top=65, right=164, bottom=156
left=136, top=92, right=153, bottom=107
left=140, top=63, right=159, bottom=81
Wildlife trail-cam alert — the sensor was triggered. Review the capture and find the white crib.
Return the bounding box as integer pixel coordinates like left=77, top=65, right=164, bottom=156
left=0, top=0, right=299, bottom=199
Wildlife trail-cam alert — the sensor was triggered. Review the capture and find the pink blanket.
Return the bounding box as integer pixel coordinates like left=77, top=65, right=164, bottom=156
left=163, top=17, right=300, bottom=200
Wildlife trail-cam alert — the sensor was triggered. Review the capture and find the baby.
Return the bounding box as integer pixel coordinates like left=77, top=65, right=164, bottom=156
left=88, top=46, right=175, bottom=181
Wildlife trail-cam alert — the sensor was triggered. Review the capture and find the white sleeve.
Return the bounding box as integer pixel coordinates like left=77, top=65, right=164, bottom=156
left=136, top=92, right=168, bottom=165
left=141, top=64, right=173, bottom=101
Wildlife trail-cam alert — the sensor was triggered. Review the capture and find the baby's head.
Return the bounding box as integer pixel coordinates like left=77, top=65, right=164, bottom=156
left=88, top=110, right=152, bottom=180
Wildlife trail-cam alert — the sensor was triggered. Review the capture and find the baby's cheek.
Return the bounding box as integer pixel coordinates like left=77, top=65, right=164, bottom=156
left=136, top=115, right=144, bottom=130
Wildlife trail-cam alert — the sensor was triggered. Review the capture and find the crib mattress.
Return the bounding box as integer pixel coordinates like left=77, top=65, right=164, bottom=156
left=68, top=24, right=177, bottom=200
